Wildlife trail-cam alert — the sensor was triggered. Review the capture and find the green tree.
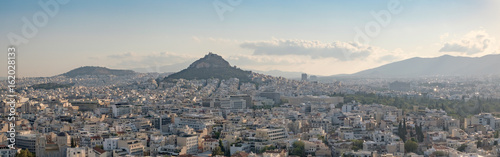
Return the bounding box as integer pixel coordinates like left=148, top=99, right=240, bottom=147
left=351, top=140, right=364, bottom=151
left=410, top=138, right=416, bottom=142
left=260, top=145, right=276, bottom=153
left=15, top=149, right=35, bottom=157
left=398, top=120, right=408, bottom=142
left=318, top=135, right=328, bottom=145
left=402, top=118, right=407, bottom=142
left=418, top=123, right=424, bottom=142
left=415, top=123, right=424, bottom=143
left=213, top=131, right=221, bottom=139
left=340, top=92, right=500, bottom=120
left=404, top=140, right=418, bottom=153
left=219, top=140, right=225, bottom=153
left=212, top=146, right=224, bottom=156
left=398, top=121, right=403, bottom=138
left=290, top=141, right=305, bottom=157
left=457, top=144, right=467, bottom=152
left=71, top=138, right=76, bottom=147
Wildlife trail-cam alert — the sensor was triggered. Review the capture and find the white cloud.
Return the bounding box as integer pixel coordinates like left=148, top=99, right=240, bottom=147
left=227, top=54, right=309, bottom=66
left=99, top=38, right=410, bottom=76
left=439, top=30, right=496, bottom=55
left=231, top=38, right=409, bottom=75
left=240, top=39, right=376, bottom=61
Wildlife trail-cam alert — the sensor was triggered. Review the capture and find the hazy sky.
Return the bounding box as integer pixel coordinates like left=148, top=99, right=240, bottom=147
left=1, top=0, right=499, bottom=77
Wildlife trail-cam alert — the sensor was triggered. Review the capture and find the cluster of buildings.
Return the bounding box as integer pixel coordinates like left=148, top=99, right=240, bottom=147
left=1, top=73, right=500, bottom=157
left=333, top=76, right=500, bottom=100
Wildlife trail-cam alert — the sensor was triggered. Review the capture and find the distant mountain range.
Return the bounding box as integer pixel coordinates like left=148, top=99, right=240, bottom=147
left=344, top=54, right=500, bottom=78
left=162, top=53, right=252, bottom=82
left=58, top=54, right=500, bottom=79
left=255, top=70, right=304, bottom=79
left=61, top=66, right=136, bottom=77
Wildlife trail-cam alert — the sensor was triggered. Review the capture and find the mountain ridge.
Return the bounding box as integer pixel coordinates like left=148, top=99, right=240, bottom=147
left=346, top=54, right=500, bottom=78
left=60, top=66, right=136, bottom=77
left=162, top=53, right=252, bottom=82
left=59, top=54, right=500, bottom=79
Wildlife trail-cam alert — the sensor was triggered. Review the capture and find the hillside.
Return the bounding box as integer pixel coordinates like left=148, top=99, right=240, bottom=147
left=163, top=53, right=252, bottom=82
left=348, top=54, right=500, bottom=78
left=61, top=66, right=136, bottom=77
left=30, top=83, right=73, bottom=90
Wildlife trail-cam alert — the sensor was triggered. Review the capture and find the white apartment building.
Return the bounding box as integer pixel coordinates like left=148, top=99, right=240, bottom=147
left=175, top=114, right=215, bottom=131
left=111, top=103, right=131, bottom=117
left=103, top=138, right=119, bottom=151
left=466, top=113, right=500, bottom=130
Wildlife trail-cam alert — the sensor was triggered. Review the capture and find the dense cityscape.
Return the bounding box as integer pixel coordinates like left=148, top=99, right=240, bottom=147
left=2, top=1, right=500, bottom=157
left=1, top=53, right=500, bottom=157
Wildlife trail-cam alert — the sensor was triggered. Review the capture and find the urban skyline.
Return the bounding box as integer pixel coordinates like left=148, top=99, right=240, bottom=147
left=2, top=1, right=500, bottom=157
left=1, top=0, right=500, bottom=77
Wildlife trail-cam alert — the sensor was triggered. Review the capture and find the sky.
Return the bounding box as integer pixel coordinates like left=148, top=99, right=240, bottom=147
left=1, top=0, right=499, bottom=77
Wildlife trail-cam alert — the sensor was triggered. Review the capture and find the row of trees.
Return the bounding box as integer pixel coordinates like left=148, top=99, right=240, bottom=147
left=212, top=139, right=230, bottom=156
left=397, top=119, right=408, bottom=142
left=397, top=119, right=424, bottom=143
left=414, top=123, right=424, bottom=142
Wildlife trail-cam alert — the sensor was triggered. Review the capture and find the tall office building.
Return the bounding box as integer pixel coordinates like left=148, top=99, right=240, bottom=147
left=301, top=73, right=308, bottom=81
left=230, top=94, right=253, bottom=108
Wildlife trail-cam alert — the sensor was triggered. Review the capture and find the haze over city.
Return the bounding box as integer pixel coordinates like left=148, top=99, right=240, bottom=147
left=1, top=0, right=500, bottom=77
left=4, top=1, right=500, bottom=157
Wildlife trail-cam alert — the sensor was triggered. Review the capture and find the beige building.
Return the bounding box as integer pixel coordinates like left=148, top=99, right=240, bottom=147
left=88, top=147, right=108, bottom=157
left=303, top=140, right=330, bottom=156
left=66, top=147, right=86, bottom=157
left=255, top=128, right=288, bottom=142
left=118, top=139, right=144, bottom=156
left=177, top=134, right=198, bottom=155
